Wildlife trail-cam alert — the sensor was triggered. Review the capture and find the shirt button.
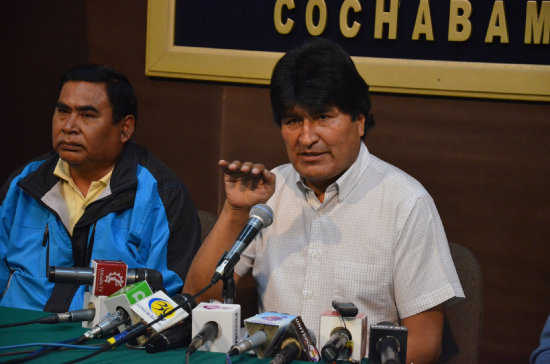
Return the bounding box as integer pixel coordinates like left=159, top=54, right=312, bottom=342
left=303, top=290, right=312, bottom=299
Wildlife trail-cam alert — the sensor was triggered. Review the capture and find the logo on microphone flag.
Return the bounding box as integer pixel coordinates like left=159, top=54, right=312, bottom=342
left=131, top=291, right=188, bottom=332
left=92, top=260, right=128, bottom=296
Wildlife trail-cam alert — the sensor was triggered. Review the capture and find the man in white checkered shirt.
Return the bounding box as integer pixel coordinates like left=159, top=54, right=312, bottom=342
left=184, top=38, right=464, bottom=364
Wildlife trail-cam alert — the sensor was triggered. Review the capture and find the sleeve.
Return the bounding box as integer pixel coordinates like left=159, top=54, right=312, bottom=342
left=392, top=194, right=465, bottom=319
left=157, top=183, right=202, bottom=295
left=0, top=176, right=19, bottom=297
left=531, top=315, right=550, bottom=364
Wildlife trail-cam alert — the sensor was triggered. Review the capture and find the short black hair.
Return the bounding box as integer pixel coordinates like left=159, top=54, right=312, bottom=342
left=270, top=37, right=374, bottom=136
left=61, top=64, right=138, bottom=125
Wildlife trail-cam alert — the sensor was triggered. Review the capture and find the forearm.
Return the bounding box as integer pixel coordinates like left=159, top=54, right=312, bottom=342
left=182, top=201, right=250, bottom=301
left=401, top=305, right=444, bottom=364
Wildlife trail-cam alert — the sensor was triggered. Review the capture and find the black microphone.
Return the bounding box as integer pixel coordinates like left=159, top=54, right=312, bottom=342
left=212, top=204, right=274, bottom=283
left=320, top=327, right=352, bottom=362
left=268, top=316, right=319, bottom=363
left=270, top=337, right=302, bottom=364
left=144, top=293, right=197, bottom=353
left=368, top=322, right=408, bottom=364
left=187, top=321, right=219, bottom=355
left=48, top=266, right=164, bottom=289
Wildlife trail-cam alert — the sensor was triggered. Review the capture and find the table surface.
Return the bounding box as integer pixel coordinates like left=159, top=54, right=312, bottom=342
left=0, top=306, right=301, bottom=363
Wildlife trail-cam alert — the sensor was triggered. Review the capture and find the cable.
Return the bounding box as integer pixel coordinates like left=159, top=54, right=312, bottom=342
left=11, top=334, right=88, bottom=363
left=0, top=350, right=36, bottom=358
left=0, top=309, right=95, bottom=329
left=225, top=353, right=234, bottom=364
left=0, top=342, right=100, bottom=351
left=0, top=342, right=101, bottom=363
left=191, top=280, right=216, bottom=300
left=0, top=317, right=58, bottom=329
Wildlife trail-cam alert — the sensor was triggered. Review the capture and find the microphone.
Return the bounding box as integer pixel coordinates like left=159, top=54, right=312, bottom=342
left=79, top=307, right=131, bottom=343
left=144, top=293, right=197, bottom=353
left=187, top=321, right=220, bottom=355
left=48, top=264, right=164, bottom=293
left=320, top=327, right=352, bottom=362
left=212, top=204, right=273, bottom=283
left=270, top=336, right=302, bottom=364
left=39, top=308, right=97, bottom=324
left=129, top=290, right=191, bottom=345
left=319, top=301, right=367, bottom=362
left=368, top=322, right=408, bottom=364
left=268, top=316, right=319, bottom=363
left=104, top=291, right=194, bottom=349
left=190, top=302, right=241, bottom=353
left=228, top=330, right=268, bottom=356
left=82, top=281, right=154, bottom=343
left=241, top=311, right=298, bottom=359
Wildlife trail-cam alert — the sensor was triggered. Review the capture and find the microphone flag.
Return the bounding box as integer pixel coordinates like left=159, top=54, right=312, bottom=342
left=91, top=260, right=128, bottom=296
left=131, top=290, right=189, bottom=333
left=243, top=311, right=297, bottom=359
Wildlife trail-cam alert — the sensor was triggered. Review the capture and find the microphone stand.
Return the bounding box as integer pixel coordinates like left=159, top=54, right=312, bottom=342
left=222, top=269, right=236, bottom=304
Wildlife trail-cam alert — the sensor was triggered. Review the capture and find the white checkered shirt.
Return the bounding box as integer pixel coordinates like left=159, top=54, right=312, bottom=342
left=235, top=143, right=464, bottom=341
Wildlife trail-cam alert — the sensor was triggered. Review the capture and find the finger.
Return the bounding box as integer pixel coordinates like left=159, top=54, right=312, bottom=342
left=250, top=163, right=267, bottom=176
left=220, top=160, right=242, bottom=174
left=240, top=161, right=254, bottom=173
left=262, top=168, right=276, bottom=184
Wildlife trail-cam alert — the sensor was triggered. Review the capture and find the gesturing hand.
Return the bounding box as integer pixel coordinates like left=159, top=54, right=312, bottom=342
left=219, top=160, right=276, bottom=210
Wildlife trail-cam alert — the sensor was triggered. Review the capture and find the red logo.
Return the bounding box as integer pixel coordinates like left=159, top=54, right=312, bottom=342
left=93, top=260, right=128, bottom=296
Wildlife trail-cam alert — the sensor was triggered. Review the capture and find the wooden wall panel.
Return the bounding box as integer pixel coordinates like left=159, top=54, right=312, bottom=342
left=0, top=1, right=88, bottom=184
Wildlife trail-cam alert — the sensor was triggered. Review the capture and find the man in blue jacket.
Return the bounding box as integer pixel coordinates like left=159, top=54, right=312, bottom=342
left=0, top=64, right=201, bottom=312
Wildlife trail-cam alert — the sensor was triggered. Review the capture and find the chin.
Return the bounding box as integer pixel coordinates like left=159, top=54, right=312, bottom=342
left=57, top=153, right=83, bottom=166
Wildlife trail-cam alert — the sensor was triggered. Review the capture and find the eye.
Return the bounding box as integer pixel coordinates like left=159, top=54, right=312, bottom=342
left=282, top=117, right=300, bottom=125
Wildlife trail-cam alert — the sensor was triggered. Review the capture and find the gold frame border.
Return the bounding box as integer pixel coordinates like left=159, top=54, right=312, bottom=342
left=146, top=0, right=550, bottom=102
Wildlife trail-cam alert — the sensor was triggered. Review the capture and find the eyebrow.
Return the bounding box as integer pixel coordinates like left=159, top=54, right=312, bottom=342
left=55, top=101, right=99, bottom=114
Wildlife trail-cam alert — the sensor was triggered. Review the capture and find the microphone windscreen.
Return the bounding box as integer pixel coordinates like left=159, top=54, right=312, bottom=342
left=250, top=204, right=274, bottom=227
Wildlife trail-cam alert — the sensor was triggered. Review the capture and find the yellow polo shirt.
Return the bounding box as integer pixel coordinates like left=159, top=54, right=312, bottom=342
left=53, top=159, right=113, bottom=235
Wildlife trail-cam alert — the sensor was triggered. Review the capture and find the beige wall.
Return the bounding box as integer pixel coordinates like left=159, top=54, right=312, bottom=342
left=1, top=1, right=549, bottom=363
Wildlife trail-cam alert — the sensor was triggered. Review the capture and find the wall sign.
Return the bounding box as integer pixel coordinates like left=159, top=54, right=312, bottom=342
left=146, top=0, right=550, bottom=101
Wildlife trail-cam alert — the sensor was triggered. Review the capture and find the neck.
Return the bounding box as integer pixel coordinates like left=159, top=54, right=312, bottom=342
left=69, top=165, right=112, bottom=197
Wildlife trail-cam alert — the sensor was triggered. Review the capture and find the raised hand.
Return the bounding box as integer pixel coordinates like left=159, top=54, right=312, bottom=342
left=219, top=160, right=276, bottom=210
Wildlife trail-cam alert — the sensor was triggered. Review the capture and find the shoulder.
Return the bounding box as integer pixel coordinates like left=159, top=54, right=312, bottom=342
left=132, top=143, right=187, bottom=192
left=1, top=151, right=57, bottom=202
left=363, top=153, right=431, bottom=200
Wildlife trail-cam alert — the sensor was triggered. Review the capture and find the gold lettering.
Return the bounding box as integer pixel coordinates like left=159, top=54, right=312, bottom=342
left=485, top=1, right=509, bottom=43
left=374, top=0, right=399, bottom=40
left=412, top=0, right=434, bottom=41
left=448, top=0, right=472, bottom=42
left=340, top=0, right=362, bottom=38
left=306, top=0, right=327, bottom=36
left=525, top=1, right=550, bottom=44
left=274, top=0, right=295, bottom=35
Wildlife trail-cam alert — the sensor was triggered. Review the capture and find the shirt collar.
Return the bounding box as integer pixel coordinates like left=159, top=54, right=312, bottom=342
left=53, top=158, right=113, bottom=187
left=295, top=142, right=370, bottom=202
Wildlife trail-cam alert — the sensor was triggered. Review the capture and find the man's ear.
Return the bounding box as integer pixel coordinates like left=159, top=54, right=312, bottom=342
left=119, top=115, right=135, bottom=143
left=355, top=114, right=366, bottom=138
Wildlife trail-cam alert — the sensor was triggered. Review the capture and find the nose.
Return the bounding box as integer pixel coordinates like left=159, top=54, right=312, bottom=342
left=298, top=118, right=319, bottom=147
left=61, top=112, right=79, bottom=134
